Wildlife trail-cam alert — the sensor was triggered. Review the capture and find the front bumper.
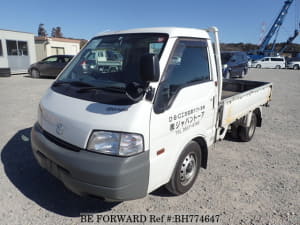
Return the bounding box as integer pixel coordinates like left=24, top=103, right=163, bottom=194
left=31, top=123, right=149, bottom=201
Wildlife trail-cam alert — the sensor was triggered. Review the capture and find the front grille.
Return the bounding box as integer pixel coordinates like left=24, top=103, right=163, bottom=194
left=37, top=123, right=83, bottom=152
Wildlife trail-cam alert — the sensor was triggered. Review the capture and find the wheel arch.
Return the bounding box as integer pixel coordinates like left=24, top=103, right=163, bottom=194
left=30, top=67, right=39, bottom=72
left=30, top=67, right=41, bottom=75
left=253, top=107, right=262, bottom=127
left=192, top=136, right=208, bottom=169
left=166, top=135, right=208, bottom=186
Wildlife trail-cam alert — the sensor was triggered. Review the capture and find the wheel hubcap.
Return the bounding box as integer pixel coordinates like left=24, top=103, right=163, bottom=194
left=180, top=153, right=197, bottom=186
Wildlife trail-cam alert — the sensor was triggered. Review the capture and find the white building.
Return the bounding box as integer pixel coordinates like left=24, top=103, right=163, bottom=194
left=35, top=37, right=81, bottom=61
left=0, top=29, right=36, bottom=75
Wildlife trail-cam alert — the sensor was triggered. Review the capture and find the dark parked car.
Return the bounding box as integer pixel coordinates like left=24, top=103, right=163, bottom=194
left=221, top=51, right=249, bottom=78
left=28, top=55, right=74, bottom=78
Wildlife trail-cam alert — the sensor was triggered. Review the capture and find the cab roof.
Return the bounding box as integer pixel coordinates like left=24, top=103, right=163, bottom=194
left=96, top=27, right=210, bottom=39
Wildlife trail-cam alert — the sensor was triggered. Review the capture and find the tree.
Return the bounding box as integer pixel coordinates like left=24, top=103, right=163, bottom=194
left=51, top=27, right=56, bottom=37
left=51, top=26, right=63, bottom=38
left=38, top=23, right=47, bottom=37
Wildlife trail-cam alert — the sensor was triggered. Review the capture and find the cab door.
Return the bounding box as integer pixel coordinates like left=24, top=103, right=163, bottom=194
left=148, top=39, right=218, bottom=191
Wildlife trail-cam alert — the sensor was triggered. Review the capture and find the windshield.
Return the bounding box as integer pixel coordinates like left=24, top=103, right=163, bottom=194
left=53, top=33, right=168, bottom=105
left=57, top=33, right=168, bottom=88
left=221, top=53, right=233, bottom=64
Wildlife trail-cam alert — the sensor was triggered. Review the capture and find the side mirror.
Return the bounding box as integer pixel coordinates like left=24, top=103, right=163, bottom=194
left=140, top=54, right=160, bottom=82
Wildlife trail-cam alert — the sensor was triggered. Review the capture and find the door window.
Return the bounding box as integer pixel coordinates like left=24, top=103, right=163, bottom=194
left=271, top=58, right=284, bottom=61
left=43, top=56, right=58, bottom=63
left=154, top=39, right=210, bottom=113
left=63, top=56, right=72, bottom=63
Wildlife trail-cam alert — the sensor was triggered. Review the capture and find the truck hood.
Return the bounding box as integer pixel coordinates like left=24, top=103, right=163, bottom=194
left=39, top=88, right=151, bottom=149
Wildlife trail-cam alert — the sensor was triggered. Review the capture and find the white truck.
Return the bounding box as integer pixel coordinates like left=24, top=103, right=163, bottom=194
left=31, top=27, right=272, bottom=201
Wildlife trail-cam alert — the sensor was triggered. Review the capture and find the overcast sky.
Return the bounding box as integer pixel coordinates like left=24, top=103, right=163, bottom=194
left=1, top=0, right=299, bottom=44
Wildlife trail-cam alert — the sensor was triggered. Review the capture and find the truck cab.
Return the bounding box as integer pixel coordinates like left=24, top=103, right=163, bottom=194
left=31, top=27, right=272, bottom=201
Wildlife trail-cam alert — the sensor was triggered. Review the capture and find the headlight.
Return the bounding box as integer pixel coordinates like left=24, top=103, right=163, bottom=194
left=87, top=131, right=144, bottom=156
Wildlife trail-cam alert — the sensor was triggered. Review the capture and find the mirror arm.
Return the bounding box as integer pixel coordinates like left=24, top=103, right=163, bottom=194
left=145, top=86, right=155, bottom=101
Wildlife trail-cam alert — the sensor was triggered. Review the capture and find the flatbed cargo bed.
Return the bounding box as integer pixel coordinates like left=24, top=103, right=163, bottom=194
left=220, top=79, right=272, bottom=127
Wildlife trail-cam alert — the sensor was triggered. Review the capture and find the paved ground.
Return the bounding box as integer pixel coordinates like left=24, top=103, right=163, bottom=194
left=0, top=69, right=299, bottom=225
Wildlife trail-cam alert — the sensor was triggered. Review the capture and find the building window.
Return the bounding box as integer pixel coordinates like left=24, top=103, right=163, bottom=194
left=51, top=47, right=65, bottom=55
left=18, top=41, right=28, bottom=55
left=6, top=40, right=28, bottom=56
left=6, top=40, right=18, bottom=55
left=0, top=40, right=3, bottom=56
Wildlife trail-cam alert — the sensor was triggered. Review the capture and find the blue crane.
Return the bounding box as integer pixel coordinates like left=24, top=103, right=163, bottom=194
left=249, top=0, right=296, bottom=60
left=278, top=26, right=300, bottom=53
left=259, top=0, right=294, bottom=54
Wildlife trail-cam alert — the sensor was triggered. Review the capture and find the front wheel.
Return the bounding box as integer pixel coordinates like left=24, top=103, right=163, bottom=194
left=165, top=141, right=201, bottom=195
left=239, top=69, right=247, bottom=78
left=256, top=64, right=262, bottom=69
left=239, top=113, right=257, bottom=142
left=31, top=69, right=40, bottom=78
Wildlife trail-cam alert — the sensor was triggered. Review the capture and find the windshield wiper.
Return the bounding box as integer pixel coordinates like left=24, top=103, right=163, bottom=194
left=76, top=86, right=125, bottom=93
left=53, top=81, right=94, bottom=87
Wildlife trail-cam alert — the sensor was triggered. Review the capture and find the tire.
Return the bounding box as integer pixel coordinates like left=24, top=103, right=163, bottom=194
left=224, top=70, right=231, bottom=79
left=109, top=67, right=117, bottom=72
left=165, top=141, right=201, bottom=195
left=275, top=65, right=281, bottom=69
left=256, top=64, right=261, bottom=69
left=239, top=113, right=257, bottom=142
left=293, top=64, right=299, bottom=70
left=239, top=69, right=246, bottom=78
left=31, top=69, right=40, bottom=78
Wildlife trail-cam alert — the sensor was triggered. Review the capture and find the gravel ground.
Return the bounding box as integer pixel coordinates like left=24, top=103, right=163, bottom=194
left=0, top=69, right=299, bottom=225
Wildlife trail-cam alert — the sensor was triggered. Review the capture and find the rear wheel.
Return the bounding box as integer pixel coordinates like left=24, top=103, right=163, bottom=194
left=275, top=65, right=281, bottom=69
left=31, top=69, right=40, bottom=78
left=239, top=113, right=257, bottom=142
left=293, top=64, right=299, bottom=70
left=256, top=64, right=261, bottom=69
left=165, top=141, right=201, bottom=195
